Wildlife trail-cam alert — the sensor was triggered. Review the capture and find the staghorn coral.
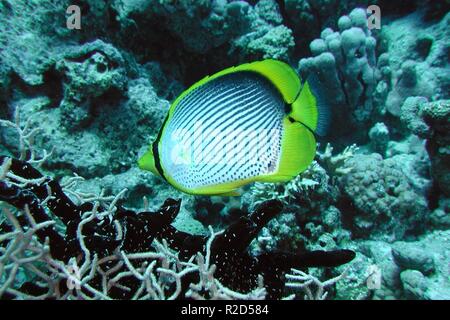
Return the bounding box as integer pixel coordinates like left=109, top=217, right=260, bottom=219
left=0, top=156, right=355, bottom=299
left=285, top=267, right=349, bottom=300
left=317, top=143, right=358, bottom=177
left=0, top=204, right=264, bottom=300
left=0, top=108, right=53, bottom=166
left=0, top=118, right=355, bottom=299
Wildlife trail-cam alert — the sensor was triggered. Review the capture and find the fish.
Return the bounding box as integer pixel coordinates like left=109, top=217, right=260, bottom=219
left=138, top=59, right=329, bottom=196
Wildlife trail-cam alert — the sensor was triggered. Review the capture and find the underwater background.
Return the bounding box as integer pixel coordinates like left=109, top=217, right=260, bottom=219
left=0, top=0, right=449, bottom=300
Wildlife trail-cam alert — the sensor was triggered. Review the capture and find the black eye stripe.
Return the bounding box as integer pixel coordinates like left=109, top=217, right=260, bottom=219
left=152, top=114, right=170, bottom=181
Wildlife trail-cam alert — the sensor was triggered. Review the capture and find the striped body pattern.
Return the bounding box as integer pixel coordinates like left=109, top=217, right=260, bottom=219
left=138, top=59, right=323, bottom=196
left=160, top=72, right=285, bottom=190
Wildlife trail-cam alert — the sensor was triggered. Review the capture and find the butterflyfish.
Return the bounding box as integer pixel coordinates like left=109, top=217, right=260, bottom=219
left=138, top=59, right=329, bottom=196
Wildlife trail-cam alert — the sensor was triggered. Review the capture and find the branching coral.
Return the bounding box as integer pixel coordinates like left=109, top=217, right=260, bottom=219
left=247, top=161, right=331, bottom=210
left=285, top=267, right=349, bottom=300
left=184, top=227, right=266, bottom=300
left=0, top=200, right=261, bottom=300
left=246, top=142, right=358, bottom=211
left=0, top=113, right=355, bottom=299
left=1, top=110, right=332, bottom=299
left=317, top=143, right=359, bottom=177
left=244, top=144, right=359, bottom=257
left=0, top=157, right=355, bottom=299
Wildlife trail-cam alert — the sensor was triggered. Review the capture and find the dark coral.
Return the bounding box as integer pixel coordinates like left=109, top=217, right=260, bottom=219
left=0, top=156, right=355, bottom=299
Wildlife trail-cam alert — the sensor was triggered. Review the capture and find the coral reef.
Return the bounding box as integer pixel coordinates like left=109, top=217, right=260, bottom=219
left=383, top=11, right=449, bottom=117
left=358, top=230, right=450, bottom=300
left=0, top=0, right=68, bottom=86
left=244, top=146, right=356, bottom=255
left=298, top=8, right=389, bottom=141
left=401, top=98, right=450, bottom=197
left=0, top=0, right=449, bottom=301
left=0, top=155, right=354, bottom=299
left=55, top=40, right=128, bottom=131
left=338, top=153, right=429, bottom=241
left=114, top=0, right=252, bottom=55
left=368, top=122, right=390, bottom=155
